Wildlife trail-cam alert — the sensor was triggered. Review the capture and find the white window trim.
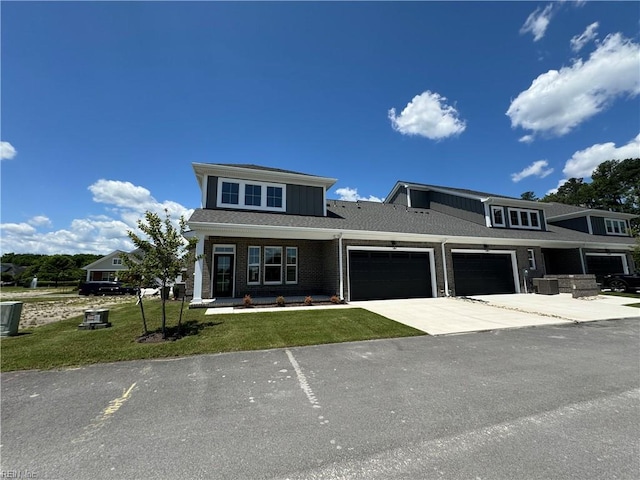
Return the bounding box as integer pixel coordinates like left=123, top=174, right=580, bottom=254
left=491, top=206, right=505, bottom=227
left=507, top=207, right=542, bottom=230
left=112, top=258, right=122, bottom=265
left=263, top=246, right=283, bottom=285
left=210, top=244, right=236, bottom=298
left=285, top=247, right=298, bottom=284
left=216, top=177, right=286, bottom=212
left=604, top=218, right=628, bottom=236
left=247, top=246, right=261, bottom=285
left=527, top=249, right=537, bottom=270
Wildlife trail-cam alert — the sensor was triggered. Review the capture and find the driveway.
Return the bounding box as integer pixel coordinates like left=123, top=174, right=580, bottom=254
left=350, top=293, right=640, bottom=335
left=2, top=320, right=639, bottom=480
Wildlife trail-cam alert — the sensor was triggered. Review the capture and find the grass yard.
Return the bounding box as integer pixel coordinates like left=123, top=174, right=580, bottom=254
left=0, top=299, right=424, bottom=372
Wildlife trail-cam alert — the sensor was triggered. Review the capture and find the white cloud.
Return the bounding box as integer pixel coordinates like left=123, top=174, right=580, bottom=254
left=0, top=141, right=17, bottom=160
left=335, top=187, right=383, bottom=203
left=388, top=90, right=466, bottom=140
left=520, top=4, right=555, bottom=42
left=511, top=160, right=554, bottom=183
left=506, top=33, right=640, bottom=138
left=562, top=133, right=640, bottom=179
left=0, top=180, right=194, bottom=255
left=27, top=215, right=52, bottom=228
left=518, top=135, right=535, bottom=144
left=570, top=22, right=599, bottom=52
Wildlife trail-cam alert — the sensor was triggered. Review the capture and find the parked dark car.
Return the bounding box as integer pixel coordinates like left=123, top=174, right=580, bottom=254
left=78, top=281, right=137, bottom=296
left=601, top=272, right=640, bottom=293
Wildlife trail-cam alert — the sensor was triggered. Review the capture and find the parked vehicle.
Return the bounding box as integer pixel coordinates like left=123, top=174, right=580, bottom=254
left=78, top=281, right=137, bottom=296
left=601, top=272, right=640, bottom=293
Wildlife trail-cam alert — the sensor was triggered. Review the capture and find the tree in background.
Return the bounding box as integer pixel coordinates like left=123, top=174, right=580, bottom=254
left=520, top=191, right=538, bottom=201
left=0, top=253, right=102, bottom=286
left=541, top=158, right=640, bottom=233
left=123, top=210, right=198, bottom=339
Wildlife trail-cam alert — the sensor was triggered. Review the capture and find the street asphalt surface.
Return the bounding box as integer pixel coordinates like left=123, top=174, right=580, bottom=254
left=1, top=319, right=639, bottom=480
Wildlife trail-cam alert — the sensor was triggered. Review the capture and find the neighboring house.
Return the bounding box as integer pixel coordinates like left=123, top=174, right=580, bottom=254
left=82, top=250, right=130, bottom=281
left=186, top=163, right=638, bottom=304
left=0, top=263, right=26, bottom=283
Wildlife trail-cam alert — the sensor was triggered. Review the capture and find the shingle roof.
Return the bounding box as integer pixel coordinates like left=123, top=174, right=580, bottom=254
left=188, top=200, right=635, bottom=246
left=398, top=181, right=517, bottom=201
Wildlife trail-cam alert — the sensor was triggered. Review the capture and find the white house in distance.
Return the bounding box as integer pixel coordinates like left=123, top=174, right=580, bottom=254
left=82, top=250, right=129, bottom=281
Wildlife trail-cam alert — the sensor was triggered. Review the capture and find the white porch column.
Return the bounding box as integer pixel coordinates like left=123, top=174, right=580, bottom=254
left=192, top=233, right=205, bottom=303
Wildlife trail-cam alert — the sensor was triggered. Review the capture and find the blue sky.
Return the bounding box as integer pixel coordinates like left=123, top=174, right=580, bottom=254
left=1, top=1, right=639, bottom=255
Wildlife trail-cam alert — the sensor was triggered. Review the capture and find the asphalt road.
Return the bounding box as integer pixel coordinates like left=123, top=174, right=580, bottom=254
left=1, top=319, right=639, bottom=480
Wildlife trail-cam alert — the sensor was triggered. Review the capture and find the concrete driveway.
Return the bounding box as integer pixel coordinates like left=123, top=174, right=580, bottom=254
left=350, top=293, right=640, bottom=335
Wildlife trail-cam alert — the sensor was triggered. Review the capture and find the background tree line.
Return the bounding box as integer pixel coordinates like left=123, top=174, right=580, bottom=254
left=520, top=158, right=640, bottom=267
left=0, top=253, right=102, bottom=287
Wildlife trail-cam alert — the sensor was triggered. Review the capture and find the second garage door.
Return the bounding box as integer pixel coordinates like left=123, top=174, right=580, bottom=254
left=452, top=252, right=516, bottom=296
left=585, top=255, right=625, bottom=283
left=349, top=250, right=432, bottom=301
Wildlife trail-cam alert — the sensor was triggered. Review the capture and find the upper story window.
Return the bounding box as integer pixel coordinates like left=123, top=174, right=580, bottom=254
left=217, top=178, right=286, bottom=212
left=491, top=206, right=505, bottom=227
left=508, top=208, right=541, bottom=230
left=605, top=218, right=628, bottom=236
left=112, top=258, right=122, bottom=266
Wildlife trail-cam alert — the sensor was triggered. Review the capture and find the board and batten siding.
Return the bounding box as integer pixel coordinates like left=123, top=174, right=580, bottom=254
left=427, top=191, right=485, bottom=225
left=549, top=217, right=590, bottom=233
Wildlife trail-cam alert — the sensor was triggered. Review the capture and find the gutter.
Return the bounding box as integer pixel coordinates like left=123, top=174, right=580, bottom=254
left=441, top=240, right=450, bottom=297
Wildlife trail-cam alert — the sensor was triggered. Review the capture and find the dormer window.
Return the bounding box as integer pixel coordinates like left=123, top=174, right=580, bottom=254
left=508, top=208, right=541, bottom=230
left=491, top=206, right=505, bottom=227
left=605, top=218, right=628, bottom=236
left=217, top=178, right=286, bottom=212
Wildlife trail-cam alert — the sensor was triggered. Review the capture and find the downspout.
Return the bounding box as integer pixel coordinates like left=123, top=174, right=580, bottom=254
left=441, top=239, right=450, bottom=297
left=579, top=246, right=586, bottom=274
left=337, top=233, right=344, bottom=301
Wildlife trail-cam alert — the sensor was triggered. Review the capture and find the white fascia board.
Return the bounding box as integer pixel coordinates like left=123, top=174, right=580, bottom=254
left=482, top=196, right=547, bottom=209
left=547, top=209, right=638, bottom=221
left=192, top=163, right=337, bottom=190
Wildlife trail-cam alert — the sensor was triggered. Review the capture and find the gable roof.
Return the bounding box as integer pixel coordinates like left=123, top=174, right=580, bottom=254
left=543, top=202, right=638, bottom=220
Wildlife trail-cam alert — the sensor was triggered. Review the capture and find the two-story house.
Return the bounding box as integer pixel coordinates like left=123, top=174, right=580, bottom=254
left=186, top=163, right=637, bottom=304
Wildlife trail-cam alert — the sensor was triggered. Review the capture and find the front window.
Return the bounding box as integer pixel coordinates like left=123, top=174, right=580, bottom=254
left=221, top=182, right=239, bottom=205
left=247, top=246, right=261, bottom=284
left=264, top=247, right=282, bottom=284
left=527, top=249, right=536, bottom=270
left=217, top=178, right=285, bottom=212
left=267, top=186, right=283, bottom=208
left=286, top=247, right=298, bottom=284
left=605, top=218, right=627, bottom=235
left=245, top=184, right=262, bottom=206
left=492, top=207, right=505, bottom=227
left=112, top=258, right=122, bottom=265
left=508, top=208, right=541, bottom=230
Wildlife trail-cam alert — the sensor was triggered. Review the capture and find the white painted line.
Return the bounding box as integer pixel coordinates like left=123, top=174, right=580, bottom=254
left=286, top=349, right=321, bottom=409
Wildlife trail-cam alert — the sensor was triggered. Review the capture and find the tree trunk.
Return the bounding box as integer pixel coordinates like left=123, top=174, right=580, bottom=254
left=161, top=281, right=167, bottom=338
left=137, top=290, right=148, bottom=335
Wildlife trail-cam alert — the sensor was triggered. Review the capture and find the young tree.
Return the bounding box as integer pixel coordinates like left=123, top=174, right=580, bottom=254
left=123, top=210, right=198, bottom=339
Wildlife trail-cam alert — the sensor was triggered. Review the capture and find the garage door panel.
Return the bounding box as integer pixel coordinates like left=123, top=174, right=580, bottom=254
left=585, top=255, right=625, bottom=284
left=453, top=253, right=516, bottom=296
left=349, top=251, right=432, bottom=301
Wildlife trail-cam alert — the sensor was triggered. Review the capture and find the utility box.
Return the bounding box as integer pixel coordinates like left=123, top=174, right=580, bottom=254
left=533, top=278, right=559, bottom=295
left=79, top=308, right=111, bottom=330
left=0, top=301, right=23, bottom=337
left=173, top=283, right=186, bottom=300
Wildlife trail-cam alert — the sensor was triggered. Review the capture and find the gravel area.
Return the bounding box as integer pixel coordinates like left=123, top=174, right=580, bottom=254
left=1, top=291, right=138, bottom=328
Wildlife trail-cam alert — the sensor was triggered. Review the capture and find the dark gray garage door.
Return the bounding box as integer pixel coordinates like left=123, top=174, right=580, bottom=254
left=349, top=251, right=432, bottom=301
left=585, top=255, right=624, bottom=283
left=452, top=252, right=516, bottom=296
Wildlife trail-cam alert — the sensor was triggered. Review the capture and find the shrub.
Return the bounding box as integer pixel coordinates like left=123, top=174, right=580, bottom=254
left=330, top=295, right=341, bottom=304
left=276, top=296, right=286, bottom=307
left=304, top=296, right=313, bottom=306
left=243, top=294, right=253, bottom=307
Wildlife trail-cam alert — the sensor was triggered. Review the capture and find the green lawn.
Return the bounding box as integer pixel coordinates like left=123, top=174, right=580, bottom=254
left=0, top=300, right=424, bottom=372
